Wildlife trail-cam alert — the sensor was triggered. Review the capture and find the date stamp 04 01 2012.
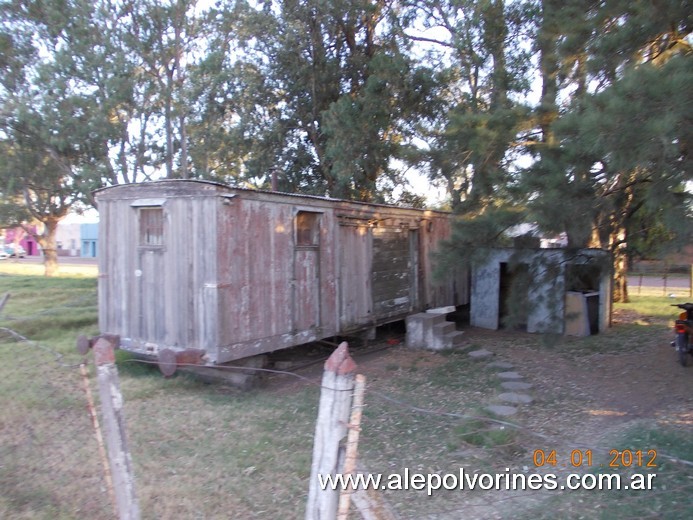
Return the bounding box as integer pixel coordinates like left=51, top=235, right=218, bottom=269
left=533, top=449, right=658, bottom=469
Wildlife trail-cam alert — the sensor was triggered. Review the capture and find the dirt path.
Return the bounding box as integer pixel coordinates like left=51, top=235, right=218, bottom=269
left=268, top=324, right=692, bottom=441
left=264, top=317, right=692, bottom=518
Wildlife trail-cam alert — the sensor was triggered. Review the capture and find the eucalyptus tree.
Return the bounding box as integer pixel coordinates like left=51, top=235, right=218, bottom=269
left=395, top=0, right=535, bottom=211
left=205, top=0, right=429, bottom=201
left=122, top=0, right=217, bottom=180
left=0, top=0, right=130, bottom=275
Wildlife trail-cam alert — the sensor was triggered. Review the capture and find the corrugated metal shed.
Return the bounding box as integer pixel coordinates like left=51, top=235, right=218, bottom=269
left=95, top=180, right=467, bottom=364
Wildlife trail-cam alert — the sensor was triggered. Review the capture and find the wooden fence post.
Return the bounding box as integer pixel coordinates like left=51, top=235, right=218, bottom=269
left=350, top=465, right=400, bottom=520
left=337, top=373, right=366, bottom=520
left=93, top=337, right=141, bottom=520
left=305, top=342, right=357, bottom=520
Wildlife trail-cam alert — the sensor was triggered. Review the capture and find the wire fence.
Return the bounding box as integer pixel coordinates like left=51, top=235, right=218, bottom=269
left=0, top=333, right=114, bottom=518
left=1, top=317, right=692, bottom=519
left=628, top=271, right=693, bottom=298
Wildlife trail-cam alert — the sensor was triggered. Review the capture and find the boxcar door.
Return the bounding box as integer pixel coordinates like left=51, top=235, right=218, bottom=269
left=135, top=207, right=166, bottom=342
left=293, top=211, right=321, bottom=332
left=371, top=226, right=412, bottom=318
left=338, top=221, right=373, bottom=329
left=409, top=229, right=420, bottom=311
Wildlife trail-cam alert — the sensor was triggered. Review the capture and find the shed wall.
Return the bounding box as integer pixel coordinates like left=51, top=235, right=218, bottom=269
left=470, top=248, right=610, bottom=334
left=337, top=221, right=373, bottom=330
left=214, top=197, right=340, bottom=361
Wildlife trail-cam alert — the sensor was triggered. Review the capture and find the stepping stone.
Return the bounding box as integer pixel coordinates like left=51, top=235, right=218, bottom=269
left=468, top=349, right=493, bottom=359
left=498, top=392, right=534, bottom=404
left=485, top=405, right=518, bottom=417
left=497, top=371, right=524, bottom=380
left=487, top=361, right=514, bottom=370
left=501, top=381, right=533, bottom=391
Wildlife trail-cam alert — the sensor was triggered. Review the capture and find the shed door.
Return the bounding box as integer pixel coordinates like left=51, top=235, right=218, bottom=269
left=293, top=212, right=321, bottom=331
left=136, top=207, right=166, bottom=342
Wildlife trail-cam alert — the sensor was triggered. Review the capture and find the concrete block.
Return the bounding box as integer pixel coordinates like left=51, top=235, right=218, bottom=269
left=407, top=312, right=464, bottom=351
left=426, top=306, right=456, bottom=314
left=406, top=312, right=445, bottom=349
left=405, top=313, right=428, bottom=348
left=501, top=381, right=533, bottom=391
left=444, top=331, right=466, bottom=348
left=487, top=361, right=514, bottom=370
left=468, top=349, right=494, bottom=359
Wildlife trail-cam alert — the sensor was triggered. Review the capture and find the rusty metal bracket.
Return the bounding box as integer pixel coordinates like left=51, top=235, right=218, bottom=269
left=77, top=334, right=121, bottom=356
left=157, top=348, right=206, bottom=377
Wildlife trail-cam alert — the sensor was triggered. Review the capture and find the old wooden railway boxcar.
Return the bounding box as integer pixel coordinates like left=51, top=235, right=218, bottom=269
left=95, top=180, right=466, bottom=364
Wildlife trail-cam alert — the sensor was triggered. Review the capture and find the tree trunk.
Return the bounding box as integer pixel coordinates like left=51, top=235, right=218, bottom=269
left=612, top=246, right=629, bottom=303
left=37, top=218, right=60, bottom=277
left=537, top=0, right=560, bottom=148
left=165, top=77, right=175, bottom=179
left=610, top=218, right=630, bottom=303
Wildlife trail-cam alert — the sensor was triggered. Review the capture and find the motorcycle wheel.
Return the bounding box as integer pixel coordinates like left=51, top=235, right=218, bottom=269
left=676, top=334, right=689, bottom=367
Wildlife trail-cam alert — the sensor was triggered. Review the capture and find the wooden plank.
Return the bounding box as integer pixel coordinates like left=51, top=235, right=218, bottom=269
left=338, top=224, right=372, bottom=329
left=336, top=373, right=366, bottom=520
left=294, top=248, right=321, bottom=331
left=350, top=469, right=400, bottom=520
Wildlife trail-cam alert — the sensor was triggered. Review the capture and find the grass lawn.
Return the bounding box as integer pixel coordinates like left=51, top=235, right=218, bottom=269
left=0, top=260, right=98, bottom=278
left=0, top=270, right=691, bottom=519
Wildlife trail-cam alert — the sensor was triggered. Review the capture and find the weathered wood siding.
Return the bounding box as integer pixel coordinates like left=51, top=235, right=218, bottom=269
left=97, top=180, right=467, bottom=364
left=214, top=198, right=337, bottom=360
left=371, top=227, right=413, bottom=318
left=98, top=182, right=221, bottom=355
left=419, top=215, right=467, bottom=308
left=217, top=198, right=294, bottom=345
left=337, top=222, right=372, bottom=330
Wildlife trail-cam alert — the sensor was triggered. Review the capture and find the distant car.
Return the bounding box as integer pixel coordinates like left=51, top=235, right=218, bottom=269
left=5, top=244, right=26, bottom=258
left=0, top=251, right=8, bottom=260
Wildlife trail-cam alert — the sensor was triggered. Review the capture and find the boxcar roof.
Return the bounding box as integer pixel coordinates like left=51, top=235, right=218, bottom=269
left=94, top=179, right=450, bottom=216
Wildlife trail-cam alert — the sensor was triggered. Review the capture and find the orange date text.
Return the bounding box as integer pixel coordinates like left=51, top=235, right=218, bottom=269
left=532, top=449, right=657, bottom=468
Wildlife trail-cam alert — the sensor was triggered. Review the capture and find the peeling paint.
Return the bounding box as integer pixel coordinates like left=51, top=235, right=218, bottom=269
left=96, top=180, right=468, bottom=365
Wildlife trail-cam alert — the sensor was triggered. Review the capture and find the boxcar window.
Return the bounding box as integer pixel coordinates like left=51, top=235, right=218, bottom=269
left=139, top=207, right=164, bottom=246
left=296, top=211, right=320, bottom=247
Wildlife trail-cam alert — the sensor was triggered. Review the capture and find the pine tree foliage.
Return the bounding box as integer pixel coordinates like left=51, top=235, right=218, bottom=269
left=523, top=0, right=692, bottom=301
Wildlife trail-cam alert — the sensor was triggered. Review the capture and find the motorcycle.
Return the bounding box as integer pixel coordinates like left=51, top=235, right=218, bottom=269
left=671, top=302, right=693, bottom=366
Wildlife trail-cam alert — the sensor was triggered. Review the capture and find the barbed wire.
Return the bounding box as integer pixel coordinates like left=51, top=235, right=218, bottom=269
left=2, top=306, right=691, bottom=520
left=2, top=325, right=691, bottom=473
left=0, top=326, right=84, bottom=368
